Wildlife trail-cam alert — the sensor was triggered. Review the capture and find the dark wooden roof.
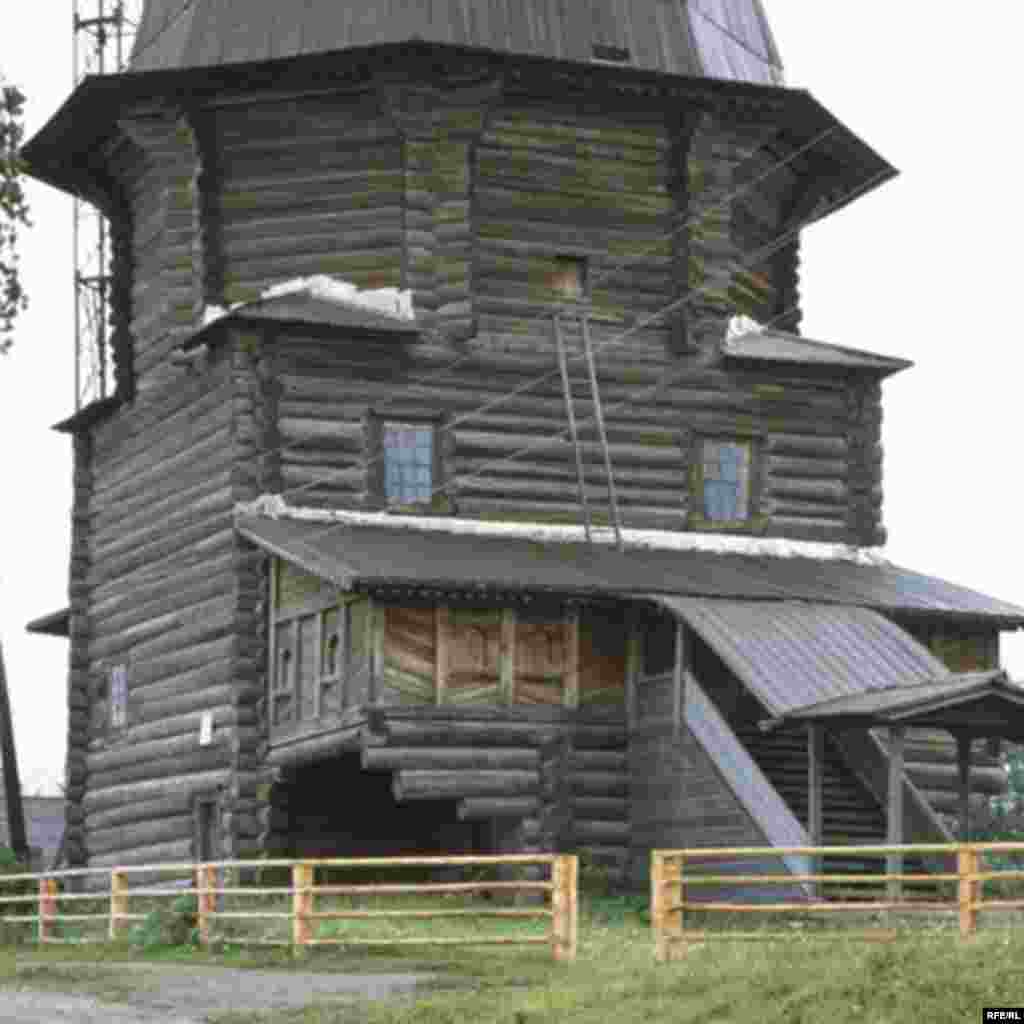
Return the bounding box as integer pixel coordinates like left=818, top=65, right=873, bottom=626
left=236, top=514, right=1024, bottom=626
left=183, top=292, right=420, bottom=352
left=654, top=597, right=950, bottom=717
left=723, top=328, right=912, bottom=377
left=25, top=608, right=71, bottom=637
left=767, top=670, right=1024, bottom=741
left=131, top=0, right=783, bottom=82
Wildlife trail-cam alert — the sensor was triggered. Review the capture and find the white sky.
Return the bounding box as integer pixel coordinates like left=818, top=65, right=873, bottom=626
left=2, top=3, right=1023, bottom=795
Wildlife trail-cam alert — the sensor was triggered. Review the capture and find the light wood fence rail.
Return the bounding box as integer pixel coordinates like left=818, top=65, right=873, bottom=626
left=0, top=854, right=577, bottom=962
left=651, top=842, right=1024, bottom=961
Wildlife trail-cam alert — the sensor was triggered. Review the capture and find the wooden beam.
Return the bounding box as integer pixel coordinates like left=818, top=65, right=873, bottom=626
left=563, top=610, right=579, bottom=709
left=435, top=606, right=450, bottom=706
left=807, top=723, right=824, bottom=898
left=625, top=619, right=641, bottom=731
left=499, top=608, right=516, bottom=705
left=672, top=623, right=690, bottom=741
left=0, top=637, right=28, bottom=861
left=956, top=732, right=972, bottom=843
left=886, top=725, right=905, bottom=902
left=369, top=598, right=384, bottom=705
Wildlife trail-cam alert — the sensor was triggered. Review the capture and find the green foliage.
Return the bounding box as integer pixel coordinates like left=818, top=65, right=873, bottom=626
left=0, top=77, right=30, bottom=352
left=129, top=892, right=200, bottom=950
left=0, top=845, right=33, bottom=944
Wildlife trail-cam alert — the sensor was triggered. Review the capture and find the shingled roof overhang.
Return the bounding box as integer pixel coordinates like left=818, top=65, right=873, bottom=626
left=722, top=329, right=913, bottom=378
left=23, top=40, right=895, bottom=216
left=650, top=596, right=952, bottom=717
left=763, top=670, right=1024, bottom=742
left=235, top=514, right=1024, bottom=628
left=182, top=293, right=421, bottom=352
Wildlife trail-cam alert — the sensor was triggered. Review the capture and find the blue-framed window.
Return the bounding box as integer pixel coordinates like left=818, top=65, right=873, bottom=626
left=383, top=422, right=434, bottom=505
left=701, top=439, right=751, bottom=522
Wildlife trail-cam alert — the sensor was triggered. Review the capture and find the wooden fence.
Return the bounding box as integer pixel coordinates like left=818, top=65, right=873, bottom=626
left=651, top=842, right=1024, bottom=961
left=0, top=854, right=578, bottom=962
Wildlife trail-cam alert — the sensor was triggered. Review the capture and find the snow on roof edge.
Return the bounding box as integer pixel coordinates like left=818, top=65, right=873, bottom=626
left=200, top=276, right=415, bottom=329
left=235, top=494, right=890, bottom=567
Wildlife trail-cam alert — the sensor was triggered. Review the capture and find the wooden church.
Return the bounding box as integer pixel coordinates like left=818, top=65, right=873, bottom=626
left=22, top=0, right=1024, bottom=887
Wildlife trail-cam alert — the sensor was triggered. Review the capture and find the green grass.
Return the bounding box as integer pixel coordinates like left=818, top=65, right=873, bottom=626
left=4, top=893, right=1024, bottom=1023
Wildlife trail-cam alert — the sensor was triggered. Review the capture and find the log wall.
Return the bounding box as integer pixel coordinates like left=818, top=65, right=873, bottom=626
left=270, top=328, right=873, bottom=542
left=78, top=351, right=238, bottom=867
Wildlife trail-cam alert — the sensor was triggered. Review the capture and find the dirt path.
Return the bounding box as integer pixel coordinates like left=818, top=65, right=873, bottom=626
left=1, top=961, right=436, bottom=1023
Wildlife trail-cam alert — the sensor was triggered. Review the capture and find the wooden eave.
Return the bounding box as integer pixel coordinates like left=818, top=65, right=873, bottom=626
left=51, top=395, right=122, bottom=435
left=23, top=41, right=896, bottom=214
left=763, top=670, right=1024, bottom=741
left=25, top=608, right=71, bottom=638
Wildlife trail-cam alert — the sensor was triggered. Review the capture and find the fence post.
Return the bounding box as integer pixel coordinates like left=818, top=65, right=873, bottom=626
left=652, top=853, right=683, bottom=962
left=551, top=855, right=577, bottom=962
left=197, top=865, right=217, bottom=948
left=109, top=870, right=128, bottom=941
left=958, top=845, right=979, bottom=938
left=38, top=877, right=57, bottom=944
left=292, top=862, right=314, bottom=952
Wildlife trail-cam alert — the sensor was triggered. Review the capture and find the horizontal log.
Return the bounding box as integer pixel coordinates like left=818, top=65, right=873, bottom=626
left=87, top=728, right=235, bottom=775
left=265, top=724, right=367, bottom=767
left=765, top=434, right=849, bottom=458
left=393, top=770, right=538, bottom=802
left=573, top=797, right=628, bottom=820
left=375, top=718, right=626, bottom=749
left=82, top=769, right=230, bottom=815
left=458, top=797, right=539, bottom=820
left=570, top=771, right=629, bottom=797
left=572, top=820, right=630, bottom=844
left=571, top=751, right=627, bottom=772
left=906, top=762, right=1006, bottom=796
left=87, top=838, right=195, bottom=873
left=86, top=814, right=196, bottom=858
left=85, top=792, right=195, bottom=833
left=362, top=746, right=539, bottom=773
left=88, top=746, right=233, bottom=794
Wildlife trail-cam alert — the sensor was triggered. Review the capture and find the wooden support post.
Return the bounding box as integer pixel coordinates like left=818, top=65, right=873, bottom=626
left=553, top=313, right=593, bottom=543
left=807, top=723, right=824, bottom=898
left=435, top=606, right=450, bottom=706
left=196, top=864, right=217, bottom=948
left=38, top=877, right=58, bottom=944
left=312, top=611, right=323, bottom=720
left=292, top=862, right=314, bottom=951
left=886, top=725, right=905, bottom=902
left=499, top=608, right=516, bottom=705
left=551, top=854, right=578, bottom=962
left=109, top=869, right=128, bottom=941
left=563, top=610, right=579, bottom=708
left=652, top=852, right=684, bottom=962
left=956, top=732, right=972, bottom=842
left=625, top=619, right=641, bottom=731
left=958, top=846, right=979, bottom=938
left=369, top=600, right=385, bottom=705
left=672, top=624, right=689, bottom=740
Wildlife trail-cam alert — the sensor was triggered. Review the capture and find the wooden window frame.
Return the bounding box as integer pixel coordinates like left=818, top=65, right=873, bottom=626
left=367, top=412, right=450, bottom=514
left=268, top=559, right=351, bottom=731
left=688, top=432, right=766, bottom=533
left=193, top=796, right=221, bottom=863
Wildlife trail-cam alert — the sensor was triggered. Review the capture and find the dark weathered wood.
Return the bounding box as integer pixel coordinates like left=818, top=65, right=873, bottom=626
left=362, top=746, right=538, bottom=772
left=0, top=638, right=28, bottom=859
left=457, top=797, right=539, bottom=820
left=392, top=770, right=538, bottom=802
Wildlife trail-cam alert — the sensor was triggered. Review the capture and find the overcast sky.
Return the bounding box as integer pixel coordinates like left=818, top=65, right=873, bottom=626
left=1, top=3, right=1022, bottom=795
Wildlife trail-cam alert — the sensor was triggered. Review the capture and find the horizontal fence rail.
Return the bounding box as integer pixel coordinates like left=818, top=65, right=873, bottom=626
left=0, top=854, right=577, bottom=962
left=651, top=843, right=1024, bottom=961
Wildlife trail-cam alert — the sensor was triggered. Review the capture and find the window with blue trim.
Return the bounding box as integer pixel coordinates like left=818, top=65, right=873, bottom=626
left=383, top=422, right=434, bottom=505
left=701, top=439, right=751, bottom=522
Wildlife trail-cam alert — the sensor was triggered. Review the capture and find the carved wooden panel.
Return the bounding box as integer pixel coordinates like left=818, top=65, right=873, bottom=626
left=445, top=608, right=501, bottom=704
left=382, top=605, right=436, bottom=704
left=515, top=613, right=567, bottom=705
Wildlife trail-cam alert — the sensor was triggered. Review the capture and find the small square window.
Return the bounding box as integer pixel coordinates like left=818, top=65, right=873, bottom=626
left=547, top=256, right=587, bottom=302
left=699, top=439, right=753, bottom=523
left=382, top=421, right=436, bottom=505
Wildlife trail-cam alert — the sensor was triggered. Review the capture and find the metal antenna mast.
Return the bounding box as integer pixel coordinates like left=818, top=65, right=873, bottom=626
left=72, top=0, right=140, bottom=410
